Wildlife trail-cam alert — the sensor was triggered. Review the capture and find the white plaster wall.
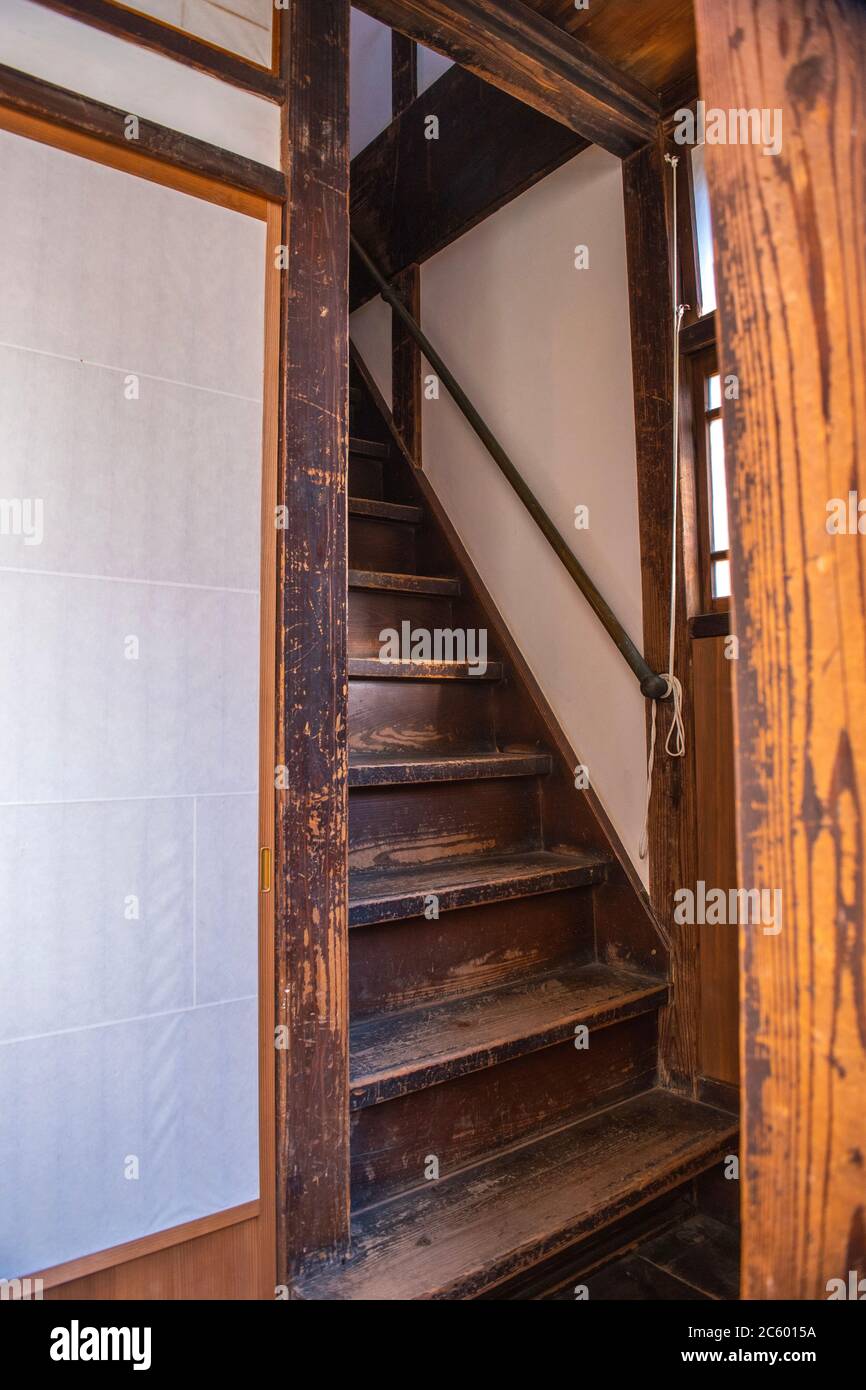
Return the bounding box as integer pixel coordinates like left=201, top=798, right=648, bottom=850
left=350, top=148, right=649, bottom=876
left=0, top=0, right=280, bottom=167
left=350, top=7, right=455, bottom=158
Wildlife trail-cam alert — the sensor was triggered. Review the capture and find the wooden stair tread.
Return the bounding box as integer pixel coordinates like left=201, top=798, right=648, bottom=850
left=350, top=436, right=390, bottom=459
left=348, top=656, right=502, bottom=681
left=349, top=962, right=668, bottom=1107
left=348, top=749, right=552, bottom=787
left=349, top=569, right=459, bottom=595
left=349, top=848, right=609, bottom=926
left=349, top=497, right=424, bottom=523
left=294, top=1089, right=738, bottom=1301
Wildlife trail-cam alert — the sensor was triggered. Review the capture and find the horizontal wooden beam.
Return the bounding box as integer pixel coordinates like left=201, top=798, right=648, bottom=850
left=29, top=0, right=282, bottom=101
left=351, top=63, right=587, bottom=308
left=0, top=63, right=285, bottom=204
left=353, top=0, right=658, bottom=156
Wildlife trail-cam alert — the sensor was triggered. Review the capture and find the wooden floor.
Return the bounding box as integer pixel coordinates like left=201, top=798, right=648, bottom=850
left=544, top=1214, right=740, bottom=1301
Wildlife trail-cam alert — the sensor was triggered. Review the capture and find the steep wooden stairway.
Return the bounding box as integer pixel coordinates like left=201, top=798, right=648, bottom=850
left=294, top=367, right=737, bottom=1300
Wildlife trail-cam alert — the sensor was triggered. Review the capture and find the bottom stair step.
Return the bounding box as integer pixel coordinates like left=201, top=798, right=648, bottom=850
left=294, top=1090, right=738, bottom=1301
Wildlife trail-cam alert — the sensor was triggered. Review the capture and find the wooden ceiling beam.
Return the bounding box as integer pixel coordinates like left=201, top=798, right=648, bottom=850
left=353, top=0, right=658, bottom=156
left=350, top=63, right=588, bottom=309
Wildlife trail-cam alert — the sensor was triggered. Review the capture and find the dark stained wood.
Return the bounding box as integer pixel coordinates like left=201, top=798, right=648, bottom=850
left=348, top=516, right=418, bottom=573
left=275, top=0, right=351, bottom=1282
left=353, top=0, right=658, bottom=156
left=579, top=1253, right=711, bottom=1300
left=388, top=36, right=423, bottom=462
left=622, top=133, right=700, bottom=1094
left=350, top=436, right=390, bottom=459
left=348, top=569, right=459, bottom=595
left=350, top=63, right=587, bottom=309
left=351, top=1014, right=659, bottom=1208
left=349, top=497, right=422, bottom=523
left=391, top=31, right=418, bottom=118
left=693, top=636, right=738, bottom=1087
left=612, top=1212, right=740, bottom=1301
left=348, top=749, right=551, bottom=788
left=680, top=311, right=717, bottom=356
left=528, top=0, right=696, bottom=98
left=689, top=610, right=730, bottom=639
left=295, top=1089, right=738, bottom=1300
left=0, top=63, right=285, bottom=201
left=350, top=888, right=595, bottom=1019
left=392, top=265, right=423, bottom=463
left=349, top=964, right=667, bottom=1107
left=29, top=0, right=282, bottom=98
left=349, top=590, right=449, bottom=655
left=349, top=673, right=496, bottom=756
left=348, top=656, right=502, bottom=680
left=694, top=0, right=866, bottom=1301
left=496, top=1189, right=693, bottom=1299
left=349, top=848, right=610, bottom=927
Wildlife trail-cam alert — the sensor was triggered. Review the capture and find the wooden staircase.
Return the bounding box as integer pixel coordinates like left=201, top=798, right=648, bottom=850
left=293, top=369, right=737, bottom=1300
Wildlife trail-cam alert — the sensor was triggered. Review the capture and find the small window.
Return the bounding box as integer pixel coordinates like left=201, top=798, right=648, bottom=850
left=692, top=356, right=732, bottom=607
left=690, top=143, right=717, bottom=317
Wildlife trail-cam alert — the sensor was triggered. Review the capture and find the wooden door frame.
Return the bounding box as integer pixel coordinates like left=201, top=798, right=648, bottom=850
left=0, top=104, right=279, bottom=1301
left=694, top=0, right=866, bottom=1299
left=275, top=0, right=352, bottom=1287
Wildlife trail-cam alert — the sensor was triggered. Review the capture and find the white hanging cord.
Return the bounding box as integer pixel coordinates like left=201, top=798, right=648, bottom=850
left=639, top=154, right=688, bottom=861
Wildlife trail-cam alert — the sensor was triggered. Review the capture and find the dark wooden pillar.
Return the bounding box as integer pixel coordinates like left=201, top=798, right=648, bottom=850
left=276, top=0, right=351, bottom=1284
left=695, top=0, right=866, bottom=1300
left=622, top=133, right=700, bottom=1095
left=390, top=31, right=423, bottom=463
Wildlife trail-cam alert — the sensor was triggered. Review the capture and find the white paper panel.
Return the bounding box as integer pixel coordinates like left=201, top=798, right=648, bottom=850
left=0, top=1, right=279, bottom=167
left=0, top=132, right=265, bottom=1277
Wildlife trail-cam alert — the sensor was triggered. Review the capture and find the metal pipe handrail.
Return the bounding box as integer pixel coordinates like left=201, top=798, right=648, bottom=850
left=351, top=234, right=668, bottom=701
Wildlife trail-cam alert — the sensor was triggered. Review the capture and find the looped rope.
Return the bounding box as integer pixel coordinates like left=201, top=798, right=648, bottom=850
left=639, top=673, right=684, bottom=860
left=640, top=152, right=688, bottom=862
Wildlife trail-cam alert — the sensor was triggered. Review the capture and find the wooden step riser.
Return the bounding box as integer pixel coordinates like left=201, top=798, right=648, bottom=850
left=350, top=1012, right=659, bottom=1211
left=349, top=455, right=384, bottom=499
left=348, top=677, right=497, bottom=757
left=350, top=888, right=596, bottom=1020
left=349, top=515, right=418, bottom=574
left=348, top=778, right=544, bottom=871
left=348, top=590, right=453, bottom=657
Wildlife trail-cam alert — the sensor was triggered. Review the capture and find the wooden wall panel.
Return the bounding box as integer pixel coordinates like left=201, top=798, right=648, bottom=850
left=695, top=0, right=866, bottom=1299
left=693, top=635, right=738, bottom=1087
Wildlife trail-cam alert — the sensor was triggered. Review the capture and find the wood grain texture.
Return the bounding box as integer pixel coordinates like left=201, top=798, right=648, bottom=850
left=694, top=0, right=866, bottom=1299
left=622, top=133, right=701, bottom=1093
left=693, top=636, right=738, bottom=1086
left=0, top=64, right=284, bottom=204
left=528, top=0, right=696, bottom=98
left=351, top=1014, right=659, bottom=1208
left=29, top=0, right=282, bottom=98
left=349, top=963, right=667, bottom=1107
left=44, top=1210, right=265, bottom=1301
left=275, top=0, right=351, bottom=1281
left=353, top=0, right=658, bottom=156
left=295, top=1089, right=737, bottom=1300
left=392, top=265, right=423, bottom=463
left=350, top=62, right=587, bottom=310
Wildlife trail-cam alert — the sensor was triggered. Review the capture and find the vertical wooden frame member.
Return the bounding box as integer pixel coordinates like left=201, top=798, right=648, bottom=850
left=694, top=0, right=866, bottom=1299
left=390, top=34, right=423, bottom=464
left=622, top=132, right=701, bottom=1094
left=276, top=0, right=352, bottom=1283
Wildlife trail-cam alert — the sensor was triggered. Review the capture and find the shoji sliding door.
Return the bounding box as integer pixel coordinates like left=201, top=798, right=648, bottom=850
left=0, top=126, right=276, bottom=1295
